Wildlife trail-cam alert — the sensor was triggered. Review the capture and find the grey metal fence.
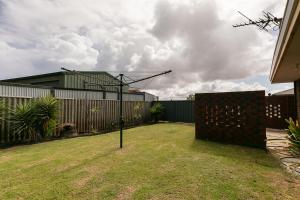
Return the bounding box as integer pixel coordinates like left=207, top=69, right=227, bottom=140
left=159, top=101, right=195, bottom=123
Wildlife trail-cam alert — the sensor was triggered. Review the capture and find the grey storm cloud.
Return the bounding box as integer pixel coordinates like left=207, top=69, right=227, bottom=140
left=0, top=0, right=286, bottom=99
left=148, top=1, right=273, bottom=85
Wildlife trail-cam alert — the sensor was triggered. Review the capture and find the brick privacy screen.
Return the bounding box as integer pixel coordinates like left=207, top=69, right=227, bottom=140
left=195, top=91, right=266, bottom=148
left=266, top=95, right=296, bottom=129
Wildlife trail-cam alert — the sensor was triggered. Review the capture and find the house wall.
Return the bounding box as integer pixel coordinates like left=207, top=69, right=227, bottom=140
left=294, top=80, right=300, bottom=119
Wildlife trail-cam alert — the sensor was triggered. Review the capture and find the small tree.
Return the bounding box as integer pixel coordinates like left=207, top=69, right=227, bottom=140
left=285, top=118, right=300, bottom=155
left=150, top=102, right=164, bottom=123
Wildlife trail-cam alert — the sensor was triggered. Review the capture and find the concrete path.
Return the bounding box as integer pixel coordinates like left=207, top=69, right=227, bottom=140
left=266, top=129, right=300, bottom=177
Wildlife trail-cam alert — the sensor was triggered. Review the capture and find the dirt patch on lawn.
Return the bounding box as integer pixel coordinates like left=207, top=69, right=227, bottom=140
left=23, top=157, right=55, bottom=169
left=115, top=186, right=136, bottom=200
left=0, top=155, right=12, bottom=163
left=263, top=171, right=300, bottom=199
left=55, top=162, right=81, bottom=173
left=73, top=166, right=101, bottom=188
left=115, top=144, right=134, bottom=156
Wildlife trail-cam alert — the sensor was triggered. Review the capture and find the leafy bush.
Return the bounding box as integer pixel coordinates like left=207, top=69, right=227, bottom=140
left=11, top=101, right=38, bottom=142
left=133, top=103, right=144, bottom=124
left=150, top=102, right=164, bottom=123
left=285, top=118, right=300, bottom=155
left=33, top=96, right=59, bottom=137
left=10, top=96, right=59, bottom=143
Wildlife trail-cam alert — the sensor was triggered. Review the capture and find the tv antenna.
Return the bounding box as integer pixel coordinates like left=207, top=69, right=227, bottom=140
left=233, top=11, right=282, bottom=32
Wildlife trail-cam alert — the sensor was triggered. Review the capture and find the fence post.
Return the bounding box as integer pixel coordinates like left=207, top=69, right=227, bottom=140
left=103, top=90, right=106, bottom=99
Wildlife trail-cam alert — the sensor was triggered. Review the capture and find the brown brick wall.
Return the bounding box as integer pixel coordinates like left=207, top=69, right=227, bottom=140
left=266, top=95, right=296, bottom=129
left=195, top=91, right=266, bottom=149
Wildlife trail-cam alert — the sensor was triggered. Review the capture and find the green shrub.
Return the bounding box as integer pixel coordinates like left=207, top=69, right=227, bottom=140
left=150, top=102, right=164, bottom=123
left=11, top=101, right=38, bottom=142
left=133, top=103, right=144, bottom=124
left=285, top=118, right=300, bottom=155
left=33, top=96, right=59, bottom=137
left=10, top=96, right=59, bottom=143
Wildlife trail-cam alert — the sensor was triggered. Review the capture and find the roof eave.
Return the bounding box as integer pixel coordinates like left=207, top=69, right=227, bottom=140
left=270, top=0, right=300, bottom=83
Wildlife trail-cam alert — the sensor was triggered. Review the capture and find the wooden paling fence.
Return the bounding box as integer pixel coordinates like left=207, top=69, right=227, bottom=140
left=0, top=97, right=151, bottom=144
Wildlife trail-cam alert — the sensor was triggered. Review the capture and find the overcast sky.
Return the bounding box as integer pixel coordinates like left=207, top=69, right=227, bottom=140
left=0, top=0, right=292, bottom=99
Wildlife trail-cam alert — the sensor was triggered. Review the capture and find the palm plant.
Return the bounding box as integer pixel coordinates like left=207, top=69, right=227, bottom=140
left=10, top=96, right=59, bottom=143
left=10, top=101, right=37, bottom=142
left=285, top=118, right=300, bottom=155
left=33, top=96, right=59, bottom=137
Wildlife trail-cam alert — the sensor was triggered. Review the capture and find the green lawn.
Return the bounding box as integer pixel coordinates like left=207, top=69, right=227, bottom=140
left=0, top=123, right=299, bottom=200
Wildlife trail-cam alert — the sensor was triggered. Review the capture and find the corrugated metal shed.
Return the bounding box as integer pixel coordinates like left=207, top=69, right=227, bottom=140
left=123, top=93, right=144, bottom=101
left=2, top=71, right=129, bottom=92
left=1, top=72, right=158, bottom=101
left=0, top=82, right=149, bottom=101
left=54, top=89, right=104, bottom=100
left=0, top=83, right=51, bottom=98
left=64, top=72, right=129, bottom=92
left=106, top=92, right=118, bottom=100
left=144, top=92, right=158, bottom=102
